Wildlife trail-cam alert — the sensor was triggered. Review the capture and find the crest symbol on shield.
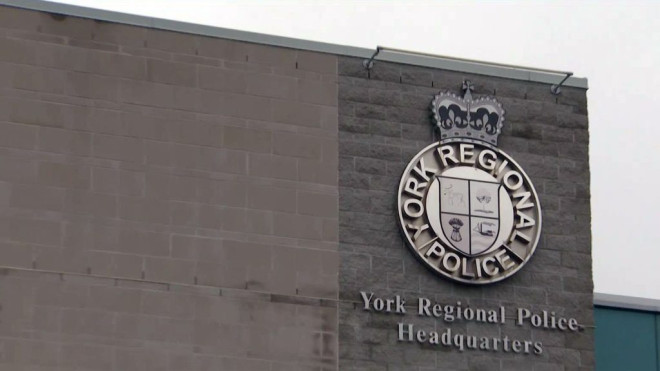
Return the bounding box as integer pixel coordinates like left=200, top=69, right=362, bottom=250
left=438, top=176, right=501, bottom=256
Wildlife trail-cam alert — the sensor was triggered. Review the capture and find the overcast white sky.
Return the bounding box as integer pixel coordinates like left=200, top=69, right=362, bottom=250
left=49, top=0, right=660, bottom=300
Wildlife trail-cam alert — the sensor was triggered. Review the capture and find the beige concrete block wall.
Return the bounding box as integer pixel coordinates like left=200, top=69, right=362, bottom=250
left=0, top=5, right=338, bottom=370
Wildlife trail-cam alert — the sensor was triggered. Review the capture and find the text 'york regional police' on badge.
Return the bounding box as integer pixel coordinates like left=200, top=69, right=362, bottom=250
left=397, top=81, right=542, bottom=284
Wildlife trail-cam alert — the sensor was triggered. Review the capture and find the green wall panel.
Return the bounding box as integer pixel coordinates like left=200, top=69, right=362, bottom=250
left=595, top=307, right=658, bottom=371
left=657, top=313, right=660, bottom=371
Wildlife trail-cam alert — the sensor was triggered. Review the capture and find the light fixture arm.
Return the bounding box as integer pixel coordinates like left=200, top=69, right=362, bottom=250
left=362, top=46, right=382, bottom=70
left=551, top=72, right=574, bottom=95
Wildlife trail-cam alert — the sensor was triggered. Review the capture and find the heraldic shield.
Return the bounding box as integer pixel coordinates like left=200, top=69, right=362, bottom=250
left=438, top=176, right=502, bottom=256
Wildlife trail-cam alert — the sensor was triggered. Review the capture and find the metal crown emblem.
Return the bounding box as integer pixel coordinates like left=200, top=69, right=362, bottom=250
left=431, top=80, right=505, bottom=146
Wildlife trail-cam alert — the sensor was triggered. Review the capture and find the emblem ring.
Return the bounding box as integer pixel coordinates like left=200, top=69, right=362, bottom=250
left=396, top=139, right=542, bottom=285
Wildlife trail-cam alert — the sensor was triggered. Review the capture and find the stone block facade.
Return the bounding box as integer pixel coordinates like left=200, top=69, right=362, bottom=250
left=337, top=59, right=592, bottom=370
left=0, top=3, right=592, bottom=370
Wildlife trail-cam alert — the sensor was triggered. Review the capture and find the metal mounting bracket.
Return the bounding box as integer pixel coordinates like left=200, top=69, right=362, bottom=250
left=551, top=72, right=574, bottom=95
left=362, top=46, right=382, bottom=70
left=362, top=45, right=577, bottom=94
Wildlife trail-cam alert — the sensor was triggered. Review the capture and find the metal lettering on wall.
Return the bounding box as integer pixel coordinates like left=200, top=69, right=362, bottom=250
left=397, top=81, right=542, bottom=284
left=360, top=291, right=583, bottom=355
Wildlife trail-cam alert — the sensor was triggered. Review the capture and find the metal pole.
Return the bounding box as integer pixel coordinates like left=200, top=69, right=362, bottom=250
left=378, top=46, right=574, bottom=76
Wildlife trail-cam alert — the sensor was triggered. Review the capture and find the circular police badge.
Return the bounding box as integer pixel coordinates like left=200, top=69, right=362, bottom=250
left=396, top=83, right=542, bottom=284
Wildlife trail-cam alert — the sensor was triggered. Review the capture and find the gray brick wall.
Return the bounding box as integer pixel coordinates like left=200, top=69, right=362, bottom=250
left=337, top=57, right=593, bottom=370
left=0, top=5, right=338, bottom=370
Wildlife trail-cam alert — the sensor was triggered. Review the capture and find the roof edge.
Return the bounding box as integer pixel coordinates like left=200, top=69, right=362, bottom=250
left=594, top=292, right=660, bottom=313
left=1, top=0, right=588, bottom=89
